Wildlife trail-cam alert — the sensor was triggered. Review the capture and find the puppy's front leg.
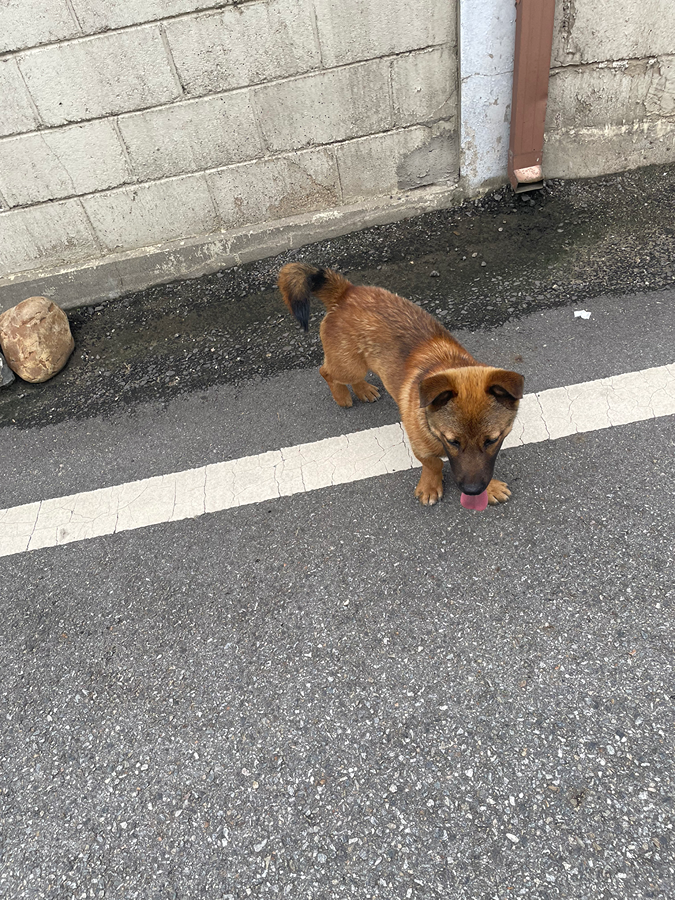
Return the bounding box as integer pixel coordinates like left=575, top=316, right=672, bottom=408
left=487, top=478, right=511, bottom=504
left=414, top=456, right=444, bottom=506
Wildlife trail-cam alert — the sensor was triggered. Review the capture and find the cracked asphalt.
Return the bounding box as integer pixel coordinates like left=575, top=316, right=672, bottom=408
left=1, top=165, right=675, bottom=899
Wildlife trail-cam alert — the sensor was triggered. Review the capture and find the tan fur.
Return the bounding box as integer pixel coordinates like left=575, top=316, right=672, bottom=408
left=278, top=263, right=524, bottom=506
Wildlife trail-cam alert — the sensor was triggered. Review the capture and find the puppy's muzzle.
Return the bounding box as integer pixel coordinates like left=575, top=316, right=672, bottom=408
left=459, top=481, right=489, bottom=496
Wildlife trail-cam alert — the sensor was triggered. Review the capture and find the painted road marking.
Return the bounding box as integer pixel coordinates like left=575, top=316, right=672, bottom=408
left=2, top=363, right=675, bottom=558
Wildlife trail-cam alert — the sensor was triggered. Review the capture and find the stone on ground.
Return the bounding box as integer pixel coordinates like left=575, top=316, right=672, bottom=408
left=0, top=297, right=74, bottom=383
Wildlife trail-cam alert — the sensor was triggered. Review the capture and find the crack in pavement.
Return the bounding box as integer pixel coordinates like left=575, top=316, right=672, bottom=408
left=535, top=395, right=552, bottom=441
left=26, top=500, right=43, bottom=552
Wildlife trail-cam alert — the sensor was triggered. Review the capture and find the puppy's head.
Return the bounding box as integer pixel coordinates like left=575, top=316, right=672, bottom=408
left=419, top=367, right=524, bottom=496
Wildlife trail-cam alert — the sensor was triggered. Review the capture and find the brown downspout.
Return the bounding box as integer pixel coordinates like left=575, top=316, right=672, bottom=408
left=508, top=0, right=556, bottom=193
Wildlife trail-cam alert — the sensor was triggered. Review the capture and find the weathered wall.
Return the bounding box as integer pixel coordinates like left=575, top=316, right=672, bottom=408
left=544, top=0, right=675, bottom=177
left=0, top=0, right=459, bottom=308
left=460, top=0, right=675, bottom=192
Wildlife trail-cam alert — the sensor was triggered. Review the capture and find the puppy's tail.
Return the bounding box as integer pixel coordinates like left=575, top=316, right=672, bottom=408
left=278, top=263, right=351, bottom=332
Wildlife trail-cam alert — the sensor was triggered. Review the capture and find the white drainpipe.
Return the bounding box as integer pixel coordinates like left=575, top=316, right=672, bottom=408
left=459, top=0, right=517, bottom=195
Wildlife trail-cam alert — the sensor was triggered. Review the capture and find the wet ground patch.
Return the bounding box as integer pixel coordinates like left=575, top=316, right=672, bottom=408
left=1, top=164, right=674, bottom=429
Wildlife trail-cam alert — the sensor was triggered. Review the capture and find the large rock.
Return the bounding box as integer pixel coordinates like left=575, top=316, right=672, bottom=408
left=0, top=297, right=75, bottom=383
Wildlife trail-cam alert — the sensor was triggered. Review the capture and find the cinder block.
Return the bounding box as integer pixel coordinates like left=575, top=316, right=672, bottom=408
left=0, top=201, right=99, bottom=277
left=69, top=0, right=233, bottom=34
left=544, top=120, right=675, bottom=180
left=337, top=128, right=426, bottom=200
left=81, top=174, right=219, bottom=253
left=118, top=90, right=262, bottom=181
left=165, top=0, right=319, bottom=97
left=0, top=120, right=129, bottom=207
left=337, top=124, right=458, bottom=201
left=18, top=25, right=180, bottom=127
left=645, top=56, right=675, bottom=119
left=0, top=59, right=39, bottom=138
left=391, top=46, right=457, bottom=128
left=546, top=59, right=670, bottom=131
left=0, top=0, right=80, bottom=54
left=314, top=0, right=454, bottom=66
left=253, top=60, right=392, bottom=152
left=207, top=149, right=340, bottom=228
left=552, top=0, right=675, bottom=66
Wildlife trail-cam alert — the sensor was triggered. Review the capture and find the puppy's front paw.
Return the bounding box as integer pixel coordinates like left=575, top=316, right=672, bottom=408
left=414, top=476, right=443, bottom=506
left=487, top=478, right=511, bottom=504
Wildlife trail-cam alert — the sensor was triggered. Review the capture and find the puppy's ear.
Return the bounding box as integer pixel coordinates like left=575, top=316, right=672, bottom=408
left=486, top=369, right=524, bottom=407
left=419, top=373, right=457, bottom=409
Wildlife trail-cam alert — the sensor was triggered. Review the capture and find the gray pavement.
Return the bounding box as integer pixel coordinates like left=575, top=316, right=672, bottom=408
left=1, top=417, right=674, bottom=899
left=1, top=167, right=675, bottom=899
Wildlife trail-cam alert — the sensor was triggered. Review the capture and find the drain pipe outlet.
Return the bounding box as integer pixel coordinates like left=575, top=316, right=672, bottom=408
left=508, top=0, right=556, bottom=193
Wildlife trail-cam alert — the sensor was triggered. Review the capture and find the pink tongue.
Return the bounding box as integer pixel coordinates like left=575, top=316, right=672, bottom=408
left=460, top=490, right=489, bottom=511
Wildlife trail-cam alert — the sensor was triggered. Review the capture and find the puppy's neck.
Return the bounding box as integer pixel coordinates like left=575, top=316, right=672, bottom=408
left=412, top=334, right=481, bottom=383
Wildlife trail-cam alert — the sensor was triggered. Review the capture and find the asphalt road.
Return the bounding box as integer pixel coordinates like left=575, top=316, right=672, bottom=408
left=1, top=173, right=675, bottom=900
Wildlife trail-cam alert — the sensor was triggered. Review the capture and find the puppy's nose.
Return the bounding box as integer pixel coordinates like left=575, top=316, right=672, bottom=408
left=461, top=482, right=487, bottom=496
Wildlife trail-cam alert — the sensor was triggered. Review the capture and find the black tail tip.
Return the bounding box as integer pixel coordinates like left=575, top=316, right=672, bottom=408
left=293, top=298, right=310, bottom=331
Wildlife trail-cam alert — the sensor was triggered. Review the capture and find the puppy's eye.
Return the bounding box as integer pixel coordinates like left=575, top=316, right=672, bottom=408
left=484, top=436, right=499, bottom=447
left=446, top=438, right=461, bottom=448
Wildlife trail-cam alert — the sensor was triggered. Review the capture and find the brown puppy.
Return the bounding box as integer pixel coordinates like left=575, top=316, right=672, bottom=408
left=278, top=263, right=524, bottom=507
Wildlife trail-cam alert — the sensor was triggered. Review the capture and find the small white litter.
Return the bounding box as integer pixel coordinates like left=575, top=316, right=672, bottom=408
left=574, top=310, right=592, bottom=319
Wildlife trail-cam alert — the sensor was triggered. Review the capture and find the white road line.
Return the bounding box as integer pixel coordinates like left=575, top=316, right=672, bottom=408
left=2, top=363, right=675, bottom=558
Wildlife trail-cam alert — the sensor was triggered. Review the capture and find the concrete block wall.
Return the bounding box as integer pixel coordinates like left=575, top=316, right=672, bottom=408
left=0, top=0, right=458, bottom=306
left=544, top=0, right=675, bottom=178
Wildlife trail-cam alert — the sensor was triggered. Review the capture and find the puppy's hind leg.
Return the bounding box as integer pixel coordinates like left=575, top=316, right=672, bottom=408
left=320, top=364, right=353, bottom=408
left=320, top=356, right=380, bottom=406
left=319, top=322, right=379, bottom=406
